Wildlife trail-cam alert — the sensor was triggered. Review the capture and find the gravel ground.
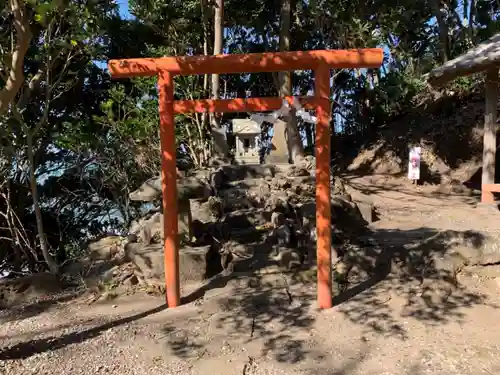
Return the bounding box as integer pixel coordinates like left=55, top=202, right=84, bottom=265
left=1, top=176, right=500, bottom=375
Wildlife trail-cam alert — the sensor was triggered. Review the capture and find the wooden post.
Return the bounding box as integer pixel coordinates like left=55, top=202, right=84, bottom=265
left=158, top=71, right=180, bottom=307
left=315, top=64, right=332, bottom=309
left=481, top=68, right=498, bottom=204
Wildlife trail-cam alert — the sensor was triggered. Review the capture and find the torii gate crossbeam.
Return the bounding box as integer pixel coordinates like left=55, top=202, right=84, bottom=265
left=108, top=48, right=383, bottom=309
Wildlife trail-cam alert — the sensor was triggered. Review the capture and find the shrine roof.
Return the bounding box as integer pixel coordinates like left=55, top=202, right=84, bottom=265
left=232, top=118, right=261, bottom=135
left=427, top=33, right=500, bottom=86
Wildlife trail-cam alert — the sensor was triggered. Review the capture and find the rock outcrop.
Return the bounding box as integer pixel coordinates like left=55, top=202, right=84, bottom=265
left=84, top=158, right=375, bottom=294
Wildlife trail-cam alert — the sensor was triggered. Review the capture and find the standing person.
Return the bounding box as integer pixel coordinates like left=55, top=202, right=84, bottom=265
left=408, top=147, right=421, bottom=185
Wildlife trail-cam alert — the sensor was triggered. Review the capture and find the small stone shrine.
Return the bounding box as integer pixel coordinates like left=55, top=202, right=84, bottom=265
left=232, top=118, right=261, bottom=165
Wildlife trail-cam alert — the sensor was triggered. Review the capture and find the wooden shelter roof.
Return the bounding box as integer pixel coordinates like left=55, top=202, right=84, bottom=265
left=427, top=33, right=500, bottom=86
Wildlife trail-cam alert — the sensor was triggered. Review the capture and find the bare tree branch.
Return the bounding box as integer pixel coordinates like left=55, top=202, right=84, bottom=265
left=16, top=68, right=44, bottom=110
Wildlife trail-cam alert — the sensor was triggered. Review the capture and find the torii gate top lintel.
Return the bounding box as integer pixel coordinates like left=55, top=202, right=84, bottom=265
left=107, top=48, right=383, bottom=310
left=108, top=49, right=384, bottom=77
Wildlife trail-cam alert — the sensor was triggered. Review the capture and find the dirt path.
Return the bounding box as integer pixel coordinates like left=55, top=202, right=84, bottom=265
left=2, top=176, right=500, bottom=375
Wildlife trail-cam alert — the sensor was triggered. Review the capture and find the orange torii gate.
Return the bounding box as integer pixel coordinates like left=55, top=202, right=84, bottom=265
left=108, top=49, right=383, bottom=309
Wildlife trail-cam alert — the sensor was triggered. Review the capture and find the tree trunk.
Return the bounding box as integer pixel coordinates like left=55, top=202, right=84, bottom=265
left=469, top=0, right=477, bottom=45
left=211, top=0, right=224, bottom=129
left=27, top=133, right=59, bottom=275
left=432, top=0, right=449, bottom=64
left=279, top=0, right=303, bottom=163
left=304, top=123, right=313, bottom=150
left=0, top=0, right=33, bottom=115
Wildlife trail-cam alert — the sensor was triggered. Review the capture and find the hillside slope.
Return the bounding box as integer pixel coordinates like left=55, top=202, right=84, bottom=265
left=344, top=87, right=500, bottom=189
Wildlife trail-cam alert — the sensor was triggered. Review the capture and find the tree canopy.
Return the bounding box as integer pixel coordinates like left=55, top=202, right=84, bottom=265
left=0, top=0, right=498, bottom=274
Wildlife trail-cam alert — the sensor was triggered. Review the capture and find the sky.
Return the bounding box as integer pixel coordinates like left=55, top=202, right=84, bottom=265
left=116, top=0, right=133, bottom=19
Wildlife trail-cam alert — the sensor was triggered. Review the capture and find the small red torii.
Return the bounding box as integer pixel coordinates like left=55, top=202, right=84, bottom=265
left=108, top=48, right=384, bottom=309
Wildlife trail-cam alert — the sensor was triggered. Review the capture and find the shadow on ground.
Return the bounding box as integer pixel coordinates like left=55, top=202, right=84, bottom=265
left=331, top=227, right=496, bottom=339
left=0, top=290, right=85, bottom=324
left=163, top=271, right=319, bottom=364
left=344, top=177, right=481, bottom=207
left=0, top=303, right=168, bottom=360
left=0, top=216, right=496, bottom=369
left=158, top=223, right=497, bottom=365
